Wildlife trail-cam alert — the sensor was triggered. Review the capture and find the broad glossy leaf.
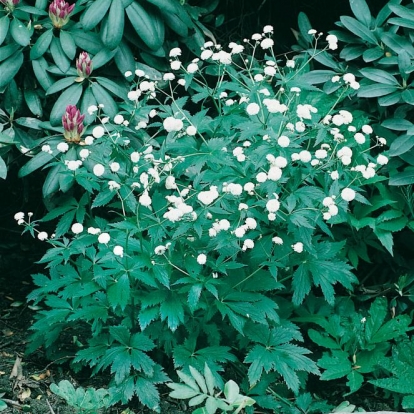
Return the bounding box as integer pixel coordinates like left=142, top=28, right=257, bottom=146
left=377, top=91, right=402, bottom=106
left=96, top=76, right=127, bottom=99
left=382, top=118, right=413, bottom=130
left=389, top=168, right=414, bottom=185
left=0, top=51, right=23, bottom=89
left=30, top=28, right=53, bottom=60
left=362, top=47, right=384, bottom=62
left=114, top=40, right=135, bottom=75
left=91, top=82, right=118, bottom=118
left=32, top=57, right=54, bottom=90
left=50, top=36, right=70, bottom=73
left=0, top=15, right=10, bottom=46
left=350, top=0, right=372, bottom=26
left=101, top=0, right=124, bottom=50
left=376, top=0, right=402, bottom=26
left=359, top=68, right=400, bottom=85
left=402, top=89, right=414, bottom=104
left=24, top=89, right=43, bottom=117
left=389, top=134, right=414, bottom=156
left=381, top=32, right=414, bottom=56
left=388, top=4, right=414, bottom=20
left=81, top=0, right=111, bottom=30
left=49, top=83, right=83, bottom=126
left=18, top=151, right=54, bottom=178
left=92, top=48, right=118, bottom=70
left=340, top=16, right=378, bottom=45
left=72, top=29, right=104, bottom=55
left=0, top=156, right=7, bottom=179
left=0, top=43, right=20, bottom=62
left=59, top=30, right=76, bottom=60
left=10, top=18, right=32, bottom=47
left=80, top=86, right=97, bottom=124
left=388, top=16, right=414, bottom=29
left=357, top=83, right=398, bottom=98
left=46, top=76, right=77, bottom=95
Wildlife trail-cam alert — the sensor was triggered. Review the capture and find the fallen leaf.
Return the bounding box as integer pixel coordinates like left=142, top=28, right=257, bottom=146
left=0, top=371, right=5, bottom=375
left=18, top=388, right=31, bottom=401
left=2, top=329, right=14, bottom=337
left=10, top=301, right=24, bottom=307
left=9, top=356, right=23, bottom=380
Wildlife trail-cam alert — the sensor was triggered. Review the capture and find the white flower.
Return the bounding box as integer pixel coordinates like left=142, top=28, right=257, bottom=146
left=308, top=29, right=317, bottom=35
left=139, top=191, right=152, bottom=207
left=238, top=203, right=248, bottom=210
left=108, top=180, right=120, bottom=191
left=165, top=175, right=177, bottom=190
left=57, top=142, right=69, bottom=153
left=37, top=231, right=48, bottom=241
left=186, top=63, right=198, bottom=74
left=299, top=150, right=312, bottom=163
left=130, top=152, right=140, bottom=163
left=377, top=154, right=388, bottom=165
left=322, top=197, right=335, bottom=207
left=109, top=162, right=120, bottom=173
left=292, top=242, right=304, bottom=253
left=163, top=117, right=184, bottom=132
left=14, top=212, right=25, bottom=221
left=234, top=226, right=246, bottom=238
left=245, top=217, right=257, bottom=229
left=113, top=114, right=124, bottom=125
left=79, top=149, right=90, bottom=160
left=226, top=183, right=242, bottom=196
left=295, top=121, right=306, bottom=133
left=326, top=34, right=338, bottom=50
left=264, top=66, right=276, bottom=76
left=98, top=232, right=110, bottom=244
left=331, top=170, right=339, bottom=180
left=343, top=73, right=356, bottom=83
left=186, top=125, right=197, bottom=136
left=263, top=25, right=273, bottom=33
left=256, top=172, right=268, bottom=183
left=315, top=149, right=328, bottom=159
left=88, top=227, right=101, bottom=235
left=362, top=124, right=373, bottom=134
left=328, top=204, right=339, bottom=216
left=71, top=223, right=83, bottom=234
left=128, top=90, right=141, bottom=101
left=169, top=47, right=182, bottom=57
left=266, top=198, right=280, bottom=213
left=92, top=126, right=105, bottom=139
left=41, top=144, right=52, bottom=154
left=198, top=186, right=219, bottom=205
left=135, top=69, right=145, bottom=77
left=87, top=105, right=98, bottom=114
left=278, top=135, right=290, bottom=148
left=272, top=236, right=283, bottom=245
left=84, top=136, right=94, bottom=145
left=290, top=87, right=301, bottom=93
left=296, top=104, right=317, bottom=120
left=218, top=219, right=230, bottom=230
left=378, top=137, right=387, bottom=146
left=201, top=49, right=214, bottom=60
left=93, top=164, right=105, bottom=177
left=268, top=166, right=282, bottom=181
left=163, top=72, right=175, bottom=81
left=246, top=103, right=260, bottom=116
left=229, top=42, right=244, bottom=54
left=244, top=182, right=255, bottom=193
left=354, top=133, right=366, bottom=144
left=260, top=38, right=274, bottom=49
left=274, top=156, right=288, bottom=168
left=139, top=81, right=155, bottom=92
left=113, top=245, right=124, bottom=257
left=268, top=213, right=276, bottom=221
left=286, top=59, right=295, bottom=68
left=197, top=253, right=207, bottom=265
left=66, top=160, right=82, bottom=171
left=263, top=98, right=288, bottom=113
left=331, top=75, right=340, bottom=83
left=124, top=71, right=132, bottom=77
left=254, top=74, right=264, bottom=82
left=242, top=239, right=255, bottom=251
left=341, top=188, right=356, bottom=202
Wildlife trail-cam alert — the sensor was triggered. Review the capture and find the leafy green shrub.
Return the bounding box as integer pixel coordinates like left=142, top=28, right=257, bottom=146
left=13, top=23, right=407, bottom=411
left=0, top=0, right=217, bottom=177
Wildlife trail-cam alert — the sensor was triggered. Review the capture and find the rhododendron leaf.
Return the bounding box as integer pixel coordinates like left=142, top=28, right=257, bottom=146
left=350, top=0, right=372, bottom=27
left=0, top=156, right=6, bottom=179
left=59, top=31, right=77, bottom=60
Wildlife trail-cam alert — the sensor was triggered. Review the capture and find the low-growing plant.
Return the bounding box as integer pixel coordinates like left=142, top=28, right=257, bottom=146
left=50, top=380, right=111, bottom=413
left=14, top=21, right=411, bottom=411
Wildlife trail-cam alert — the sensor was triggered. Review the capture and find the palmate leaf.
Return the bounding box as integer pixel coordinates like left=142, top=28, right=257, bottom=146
left=318, top=350, right=352, bottom=380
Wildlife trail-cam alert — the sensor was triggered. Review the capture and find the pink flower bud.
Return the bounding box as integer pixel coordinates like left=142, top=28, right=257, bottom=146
left=49, top=0, right=75, bottom=29
left=76, top=52, right=93, bottom=78
left=62, top=105, right=85, bottom=143
left=0, top=0, right=20, bottom=11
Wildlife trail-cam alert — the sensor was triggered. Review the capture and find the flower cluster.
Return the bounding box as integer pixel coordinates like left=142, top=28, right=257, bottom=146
left=62, top=104, right=85, bottom=143
left=76, top=52, right=93, bottom=79
left=49, top=0, right=75, bottom=29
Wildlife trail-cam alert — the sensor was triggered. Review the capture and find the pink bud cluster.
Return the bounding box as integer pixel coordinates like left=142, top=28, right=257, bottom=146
left=62, top=105, right=85, bottom=143
left=49, top=0, right=75, bottom=29
left=76, top=52, right=92, bottom=78
left=0, top=0, right=20, bottom=11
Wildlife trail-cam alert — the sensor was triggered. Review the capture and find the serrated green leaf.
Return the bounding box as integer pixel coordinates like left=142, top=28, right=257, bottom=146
left=135, top=377, right=160, bottom=411
left=107, top=274, right=130, bottom=310
left=346, top=370, right=364, bottom=394
left=318, top=350, right=352, bottom=380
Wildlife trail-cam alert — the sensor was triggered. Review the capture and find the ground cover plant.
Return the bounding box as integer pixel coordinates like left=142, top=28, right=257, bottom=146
left=1, top=0, right=414, bottom=413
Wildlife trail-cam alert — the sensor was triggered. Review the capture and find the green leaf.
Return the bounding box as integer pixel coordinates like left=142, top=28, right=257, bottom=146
left=0, top=400, right=7, bottom=411
left=46, top=76, right=77, bottom=95
left=382, top=118, right=413, bottom=131
left=43, top=164, right=64, bottom=198
left=159, top=292, right=184, bottom=332
left=168, top=383, right=200, bottom=399
left=30, top=28, right=53, bottom=60
left=318, top=350, right=352, bottom=380
left=403, top=395, right=414, bottom=410
left=380, top=32, right=414, bottom=56
left=402, top=89, right=414, bottom=105
left=50, top=36, right=70, bottom=73
left=340, top=16, right=378, bottom=45
left=92, top=189, right=116, bottom=208
left=350, top=0, right=372, bottom=26
left=114, top=40, right=135, bottom=75
left=92, top=48, right=118, bottom=70
left=359, top=68, right=400, bottom=86
left=224, top=380, right=239, bottom=403
left=81, top=0, right=112, bottom=30
left=24, top=89, right=43, bottom=117
left=10, top=18, right=32, bottom=47
left=308, top=329, right=341, bottom=350
left=72, top=30, right=104, bottom=55
left=101, top=0, right=124, bottom=50
left=18, top=151, right=53, bottom=178
left=32, top=57, right=54, bottom=90
left=389, top=134, right=414, bottom=157
left=346, top=370, right=364, bottom=394
left=0, top=156, right=7, bottom=179
left=377, top=216, right=408, bottom=232
left=362, top=46, right=384, bottom=62
left=189, top=366, right=208, bottom=394
left=107, top=274, right=130, bottom=310
left=125, top=1, right=164, bottom=51
left=357, top=83, right=399, bottom=98
left=0, top=15, right=10, bottom=46
left=389, top=168, right=414, bottom=186
left=91, top=82, right=118, bottom=118
left=96, top=76, right=127, bottom=99
left=135, top=377, right=160, bottom=411
left=49, top=83, right=83, bottom=126
left=0, top=51, right=23, bottom=89
left=388, top=16, right=414, bottom=30
left=59, top=30, right=77, bottom=60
